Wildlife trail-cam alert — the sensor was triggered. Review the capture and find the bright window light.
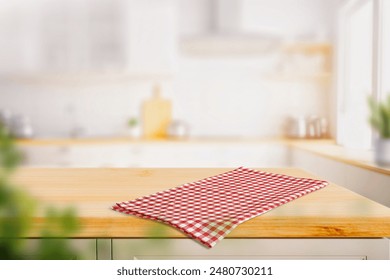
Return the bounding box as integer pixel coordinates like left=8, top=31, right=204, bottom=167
left=338, top=0, right=373, bottom=149
left=382, top=0, right=390, bottom=98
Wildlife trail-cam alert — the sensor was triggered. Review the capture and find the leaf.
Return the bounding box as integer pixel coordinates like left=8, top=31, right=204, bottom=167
left=367, top=95, right=390, bottom=138
left=384, top=94, right=390, bottom=137
left=368, top=96, right=377, bottom=113
left=0, top=126, right=82, bottom=259
left=379, top=104, right=390, bottom=137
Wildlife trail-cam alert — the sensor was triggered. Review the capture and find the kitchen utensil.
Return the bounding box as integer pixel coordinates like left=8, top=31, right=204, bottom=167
left=307, top=115, right=322, bottom=138
left=167, top=120, right=189, bottom=139
left=286, top=116, right=328, bottom=139
left=286, top=116, right=308, bottom=138
left=142, top=84, right=172, bottom=139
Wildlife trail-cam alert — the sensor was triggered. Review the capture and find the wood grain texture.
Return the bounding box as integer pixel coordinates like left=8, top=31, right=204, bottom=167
left=11, top=168, right=390, bottom=238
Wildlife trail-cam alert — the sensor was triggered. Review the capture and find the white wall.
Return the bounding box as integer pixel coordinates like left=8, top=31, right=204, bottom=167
left=172, top=53, right=329, bottom=137
left=0, top=62, right=329, bottom=138
left=239, top=0, right=338, bottom=39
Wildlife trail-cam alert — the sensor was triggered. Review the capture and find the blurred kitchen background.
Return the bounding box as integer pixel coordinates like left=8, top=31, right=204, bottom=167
left=0, top=0, right=335, bottom=138
left=0, top=0, right=389, bottom=206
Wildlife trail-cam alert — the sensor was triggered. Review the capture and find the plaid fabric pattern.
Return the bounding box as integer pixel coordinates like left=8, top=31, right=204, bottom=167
left=113, top=167, right=328, bottom=248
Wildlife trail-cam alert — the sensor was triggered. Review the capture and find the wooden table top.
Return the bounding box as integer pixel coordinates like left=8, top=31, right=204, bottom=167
left=12, top=168, right=390, bottom=238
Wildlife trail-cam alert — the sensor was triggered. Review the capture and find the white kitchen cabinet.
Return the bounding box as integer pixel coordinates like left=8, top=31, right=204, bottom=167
left=112, top=238, right=389, bottom=260
left=344, top=164, right=390, bottom=207
left=125, top=142, right=288, bottom=168
left=19, top=142, right=288, bottom=168
left=125, top=0, right=177, bottom=75
left=288, top=148, right=347, bottom=186
left=0, top=0, right=177, bottom=76
left=67, top=145, right=135, bottom=167
left=96, top=239, right=112, bottom=260
left=290, top=148, right=390, bottom=207
left=21, top=145, right=73, bottom=167
left=20, top=237, right=390, bottom=260
left=20, top=144, right=137, bottom=167
left=23, top=239, right=96, bottom=260
left=132, top=142, right=289, bottom=168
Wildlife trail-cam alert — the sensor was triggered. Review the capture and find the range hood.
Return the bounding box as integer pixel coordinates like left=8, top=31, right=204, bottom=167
left=180, top=0, right=282, bottom=54
left=180, top=34, right=280, bottom=55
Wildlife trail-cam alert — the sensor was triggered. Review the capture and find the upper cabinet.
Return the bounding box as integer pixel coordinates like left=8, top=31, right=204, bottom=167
left=0, top=0, right=177, bottom=79
left=0, top=0, right=335, bottom=80
left=125, top=0, right=177, bottom=76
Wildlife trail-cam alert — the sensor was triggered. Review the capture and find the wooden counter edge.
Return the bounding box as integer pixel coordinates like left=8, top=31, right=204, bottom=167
left=26, top=216, right=390, bottom=239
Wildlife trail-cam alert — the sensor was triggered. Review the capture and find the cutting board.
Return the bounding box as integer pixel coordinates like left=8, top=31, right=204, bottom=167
left=142, top=86, right=172, bottom=139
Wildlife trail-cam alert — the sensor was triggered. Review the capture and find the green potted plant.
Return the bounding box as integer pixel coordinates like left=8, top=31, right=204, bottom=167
left=368, top=94, right=390, bottom=166
left=126, top=117, right=141, bottom=139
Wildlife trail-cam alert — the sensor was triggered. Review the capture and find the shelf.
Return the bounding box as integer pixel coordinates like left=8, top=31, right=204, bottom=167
left=180, top=38, right=332, bottom=56
left=264, top=72, right=332, bottom=82
left=180, top=35, right=279, bottom=55
left=281, top=42, right=332, bottom=55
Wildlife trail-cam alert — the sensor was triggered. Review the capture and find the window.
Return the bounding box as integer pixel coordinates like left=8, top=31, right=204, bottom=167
left=337, top=0, right=373, bottom=149
left=337, top=0, right=390, bottom=149
left=382, top=0, right=390, bottom=98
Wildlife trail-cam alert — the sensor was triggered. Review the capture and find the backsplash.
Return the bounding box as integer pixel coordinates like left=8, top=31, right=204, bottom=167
left=0, top=51, right=329, bottom=138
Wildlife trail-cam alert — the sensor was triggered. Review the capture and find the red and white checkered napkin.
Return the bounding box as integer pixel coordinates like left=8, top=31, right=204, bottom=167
left=112, top=167, right=328, bottom=248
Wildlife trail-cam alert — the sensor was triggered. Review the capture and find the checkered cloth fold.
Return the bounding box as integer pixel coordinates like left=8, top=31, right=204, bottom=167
left=112, top=167, right=328, bottom=248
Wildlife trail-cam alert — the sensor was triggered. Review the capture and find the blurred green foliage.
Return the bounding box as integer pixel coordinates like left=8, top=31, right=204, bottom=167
left=127, top=117, right=139, bottom=127
left=0, top=124, right=81, bottom=259
left=368, top=94, right=390, bottom=138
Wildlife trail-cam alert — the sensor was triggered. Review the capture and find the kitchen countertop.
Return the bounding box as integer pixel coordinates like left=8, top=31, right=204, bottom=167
left=287, top=140, right=390, bottom=175
left=16, top=137, right=390, bottom=175
left=12, top=168, right=390, bottom=238
left=15, top=136, right=282, bottom=146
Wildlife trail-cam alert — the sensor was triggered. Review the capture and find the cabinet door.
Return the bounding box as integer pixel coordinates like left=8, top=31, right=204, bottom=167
left=343, top=164, right=390, bottom=207
left=68, top=145, right=134, bottom=167
left=112, top=238, right=389, bottom=260
left=22, top=239, right=96, bottom=260
left=132, top=143, right=222, bottom=167
left=20, top=144, right=139, bottom=167
left=130, top=142, right=288, bottom=168
left=220, top=143, right=288, bottom=167
left=290, top=148, right=390, bottom=207
left=20, top=146, right=71, bottom=167
left=125, top=0, right=177, bottom=75
left=289, top=148, right=347, bottom=186
left=0, top=0, right=177, bottom=75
